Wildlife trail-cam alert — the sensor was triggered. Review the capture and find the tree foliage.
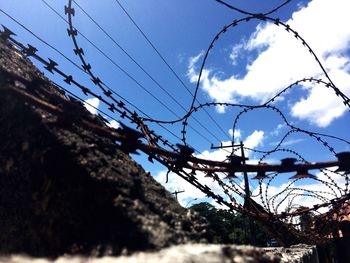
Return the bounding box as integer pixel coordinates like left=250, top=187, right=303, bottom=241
left=190, top=202, right=270, bottom=246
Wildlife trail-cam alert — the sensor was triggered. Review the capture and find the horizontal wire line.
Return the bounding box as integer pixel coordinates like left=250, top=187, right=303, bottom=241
left=73, top=0, right=229, bottom=145
left=113, top=0, right=231, bottom=141
left=2, top=1, right=213, bottom=152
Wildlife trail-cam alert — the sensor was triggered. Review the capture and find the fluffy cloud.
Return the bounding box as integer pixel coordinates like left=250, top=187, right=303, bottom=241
left=153, top=166, right=237, bottom=207
left=83, top=97, right=100, bottom=115
left=270, top=123, right=285, bottom=136
left=188, top=0, right=350, bottom=126
left=187, top=52, right=236, bottom=113
left=187, top=51, right=206, bottom=83
left=106, top=120, right=120, bottom=129
left=197, top=129, right=264, bottom=161
left=229, top=42, right=245, bottom=65
left=153, top=170, right=207, bottom=206
left=291, top=68, right=350, bottom=127
left=244, top=130, right=264, bottom=149
left=83, top=98, right=119, bottom=129
left=228, top=128, right=241, bottom=141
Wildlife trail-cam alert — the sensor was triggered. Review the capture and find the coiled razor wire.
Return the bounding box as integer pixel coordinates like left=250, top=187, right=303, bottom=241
left=1, top=0, right=350, bottom=245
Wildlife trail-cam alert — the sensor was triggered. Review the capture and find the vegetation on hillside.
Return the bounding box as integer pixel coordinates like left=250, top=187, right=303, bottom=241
left=190, top=202, right=270, bottom=246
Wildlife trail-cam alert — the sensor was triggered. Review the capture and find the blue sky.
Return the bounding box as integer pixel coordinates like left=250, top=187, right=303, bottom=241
left=1, top=0, right=350, bottom=210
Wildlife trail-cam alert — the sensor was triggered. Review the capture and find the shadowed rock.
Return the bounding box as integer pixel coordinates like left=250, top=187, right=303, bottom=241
left=0, top=37, right=207, bottom=257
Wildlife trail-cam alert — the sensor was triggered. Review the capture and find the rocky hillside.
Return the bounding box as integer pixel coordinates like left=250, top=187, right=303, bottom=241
left=0, top=36, right=207, bottom=257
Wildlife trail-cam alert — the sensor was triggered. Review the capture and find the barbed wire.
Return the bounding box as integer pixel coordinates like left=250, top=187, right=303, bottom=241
left=1, top=0, right=350, bottom=245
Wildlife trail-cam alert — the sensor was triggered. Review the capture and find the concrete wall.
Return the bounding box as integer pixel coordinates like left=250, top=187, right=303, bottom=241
left=0, top=244, right=321, bottom=263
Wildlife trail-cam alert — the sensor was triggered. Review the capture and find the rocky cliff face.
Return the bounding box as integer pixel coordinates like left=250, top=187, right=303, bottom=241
left=0, top=37, right=207, bottom=257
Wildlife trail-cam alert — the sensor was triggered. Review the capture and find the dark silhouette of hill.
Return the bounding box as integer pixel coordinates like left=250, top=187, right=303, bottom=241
left=0, top=37, right=207, bottom=257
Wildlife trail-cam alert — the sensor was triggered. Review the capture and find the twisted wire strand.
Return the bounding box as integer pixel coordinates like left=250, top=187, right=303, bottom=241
left=1, top=0, right=350, bottom=243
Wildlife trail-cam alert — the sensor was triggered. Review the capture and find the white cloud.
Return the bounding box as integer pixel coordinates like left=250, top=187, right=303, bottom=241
left=279, top=138, right=304, bottom=147
left=228, top=128, right=241, bottom=142
left=270, top=123, right=285, bottom=136
left=244, top=130, right=264, bottom=149
left=197, top=130, right=264, bottom=161
left=229, top=42, right=245, bottom=65
left=153, top=170, right=206, bottom=206
left=188, top=0, right=350, bottom=126
left=187, top=51, right=205, bottom=83
left=291, top=68, right=350, bottom=127
left=187, top=53, right=236, bottom=112
left=83, top=97, right=100, bottom=115
left=228, top=128, right=240, bottom=138
left=196, top=141, right=231, bottom=161
left=107, top=120, right=120, bottom=129
left=153, top=169, right=229, bottom=207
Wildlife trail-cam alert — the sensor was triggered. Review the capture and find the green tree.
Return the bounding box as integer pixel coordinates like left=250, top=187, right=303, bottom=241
left=190, top=202, right=269, bottom=246
left=297, top=207, right=315, bottom=232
